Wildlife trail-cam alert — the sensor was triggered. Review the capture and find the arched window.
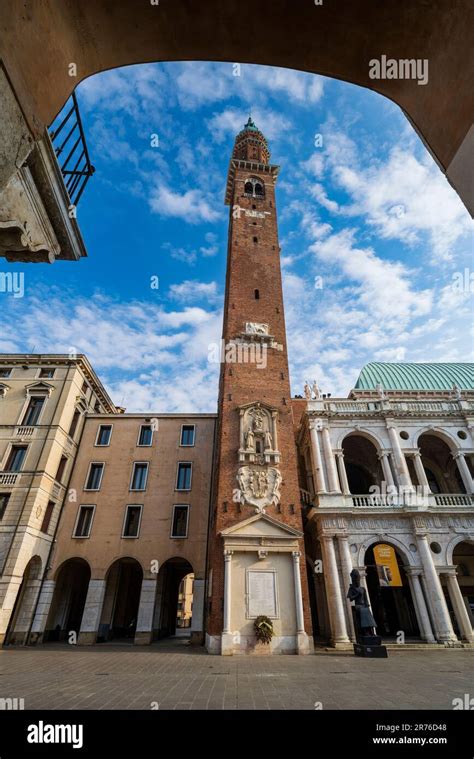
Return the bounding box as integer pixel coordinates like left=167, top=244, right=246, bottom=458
left=424, top=468, right=440, bottom=493
left=244, top=176, right=265, bottom=199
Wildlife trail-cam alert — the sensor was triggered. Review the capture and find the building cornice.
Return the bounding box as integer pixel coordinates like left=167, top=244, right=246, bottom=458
left=0, top=353, right=116, bottom=412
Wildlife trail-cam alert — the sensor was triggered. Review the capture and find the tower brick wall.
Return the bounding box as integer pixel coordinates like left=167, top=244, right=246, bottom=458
left=206, top=120, right=313, bottom=638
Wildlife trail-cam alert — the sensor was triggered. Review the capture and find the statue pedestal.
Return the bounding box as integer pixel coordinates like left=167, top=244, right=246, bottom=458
left=348, top=573, right=388, bottom=658
left=359, top=634, right=382, bottom=646
left=353, top=642, right=388, bottom=658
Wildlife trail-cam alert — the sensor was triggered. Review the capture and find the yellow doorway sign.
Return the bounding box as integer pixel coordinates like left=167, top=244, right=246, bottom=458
left=373, top=544, right=402, bottom=587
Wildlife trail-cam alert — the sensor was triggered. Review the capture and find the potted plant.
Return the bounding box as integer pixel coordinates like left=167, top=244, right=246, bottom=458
left=254, top=615, right=274, bottom=645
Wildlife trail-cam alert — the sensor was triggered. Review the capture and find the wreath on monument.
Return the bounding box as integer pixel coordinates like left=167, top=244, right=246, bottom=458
left=254, top=615, right=274, bottom=644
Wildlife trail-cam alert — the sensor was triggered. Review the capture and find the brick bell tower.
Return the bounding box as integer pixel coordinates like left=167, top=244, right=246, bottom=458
left=205, top=118, right=313, bottom=655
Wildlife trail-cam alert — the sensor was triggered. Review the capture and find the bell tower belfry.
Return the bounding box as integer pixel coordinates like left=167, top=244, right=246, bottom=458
left=205, top=118, right=313, bottom=655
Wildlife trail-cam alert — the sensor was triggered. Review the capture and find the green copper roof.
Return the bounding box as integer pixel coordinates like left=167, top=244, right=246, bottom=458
left=243, top=116, right=259, bottom=132
left=354, top=362, right=474, bottom=391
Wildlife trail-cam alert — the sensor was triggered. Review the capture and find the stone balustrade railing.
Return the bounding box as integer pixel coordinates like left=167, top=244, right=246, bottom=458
left=313, top=492, right=473, bottom=509
left=307, top=398, right=472, bottom=416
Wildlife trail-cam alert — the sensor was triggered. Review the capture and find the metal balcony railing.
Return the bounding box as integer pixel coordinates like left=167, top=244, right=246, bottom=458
left=49, top=92, right=95, bottom=206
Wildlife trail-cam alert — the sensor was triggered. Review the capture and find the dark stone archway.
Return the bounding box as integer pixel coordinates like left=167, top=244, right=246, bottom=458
left=44, top=558, right=91, bottom=642
left=1, top=0, right=473, bottom=214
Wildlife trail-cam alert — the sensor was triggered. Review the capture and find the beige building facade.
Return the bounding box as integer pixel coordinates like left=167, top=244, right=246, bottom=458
left=0, top=355, right=473, bottom=653
left=29, top=412, right=215, bottom=646
left=0, top=354, right=116, bottom=645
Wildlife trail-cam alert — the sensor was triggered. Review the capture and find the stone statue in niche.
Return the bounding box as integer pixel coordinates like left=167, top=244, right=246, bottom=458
left=245, top=428, right=255, bottom=450
left=237, top=465, right=282, bottom=513
left=240, top=402, right=279, bottom=464
left=264, top=429, right=273, bottom=450
left=252, top=408, right=265, bottom=432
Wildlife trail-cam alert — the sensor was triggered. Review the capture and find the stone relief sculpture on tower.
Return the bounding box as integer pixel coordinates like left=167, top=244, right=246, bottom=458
left=245, top=322, right=270, bottom=335
left=237, top=465, right=282, bottom=514
left=237, top=401, right=282, bottom=513
left=238, top=402, right=280, bottom=465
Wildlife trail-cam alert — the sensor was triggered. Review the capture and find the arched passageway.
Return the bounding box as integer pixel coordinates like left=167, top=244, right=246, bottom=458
left=342, top=435, right=383, bottom=495
left=44, top=558, right=90, bottom=642
left=1, top=0, right=472, bottom=216
left=154, top=558, right=194, bottom=639
left=364, top=544, right=420, bottom=640
left=417, top=434, right=467, bottom=493
left=98, top=558, right=143, bottom=642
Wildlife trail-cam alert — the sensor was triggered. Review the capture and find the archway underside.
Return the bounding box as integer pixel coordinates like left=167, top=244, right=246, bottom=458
left=1, top=0, right=473, bottom=214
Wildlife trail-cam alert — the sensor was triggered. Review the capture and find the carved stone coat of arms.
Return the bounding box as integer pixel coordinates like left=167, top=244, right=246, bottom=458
left=237, top=465, right=282, bottom=513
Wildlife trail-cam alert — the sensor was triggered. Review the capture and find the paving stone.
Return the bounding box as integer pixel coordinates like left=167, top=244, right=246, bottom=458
left=0, top=643, right=472, bottom=710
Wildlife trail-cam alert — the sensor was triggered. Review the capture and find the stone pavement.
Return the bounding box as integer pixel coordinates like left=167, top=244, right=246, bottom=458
left=0, top=639, right=472, bottom=710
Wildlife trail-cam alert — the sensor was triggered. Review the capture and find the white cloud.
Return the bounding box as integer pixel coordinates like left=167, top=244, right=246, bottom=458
left=314, top=125, right=472, bottom=260
left=169, top=280, right=219, bottom=302
left=207, top=107, right=292, bottom=144
left=310, top=228, right=432, bottom=326
left=200, top=231, right=219, bottom=257
left=0, top=290, right=222, bottom=412
left=301, top=152, right=325, bottom=178
left=308, top=182, right=339, bottom=213
left=247, top=66, right=324, bottom=104
left=171, top=62, right=324, bottom=111
left=149, top=184, right=220, bottom=223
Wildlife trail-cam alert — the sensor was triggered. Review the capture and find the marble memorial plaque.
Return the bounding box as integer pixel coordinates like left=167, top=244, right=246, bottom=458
left=247, top=570, right=277, bottom=618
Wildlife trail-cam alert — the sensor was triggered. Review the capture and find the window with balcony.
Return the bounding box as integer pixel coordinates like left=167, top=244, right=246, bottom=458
left=85, top=463, right=104, bottom=491
left=39, top=368, right=55, bottom=378
left=95, top=424, right=112, bottom=446
left=21, top=396, right=45, bottom=426
left=5, top=446, right=27, bottom=472
left=40, top=500, right=55, bottom=534
left=0, top=493, right=11, bottom=519
left=122, top=505, right=143, bottom=538
left=137, top=424, right=153, bottom=446
left=73, top=505, right=95, bottom=538
left=180, top=425, right=195, bottom=447
left=176, top=463, right=192, bottom=491
left=171, top=505, right=189, bottom=538
left=130, top=462, right=149, bottom=491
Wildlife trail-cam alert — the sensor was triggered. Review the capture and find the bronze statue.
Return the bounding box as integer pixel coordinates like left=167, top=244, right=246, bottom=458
left=347, top=568, right=376, bottom=637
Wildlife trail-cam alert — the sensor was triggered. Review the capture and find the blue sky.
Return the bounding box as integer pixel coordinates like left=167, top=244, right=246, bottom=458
left=1, top=62, right=472, bottom=411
